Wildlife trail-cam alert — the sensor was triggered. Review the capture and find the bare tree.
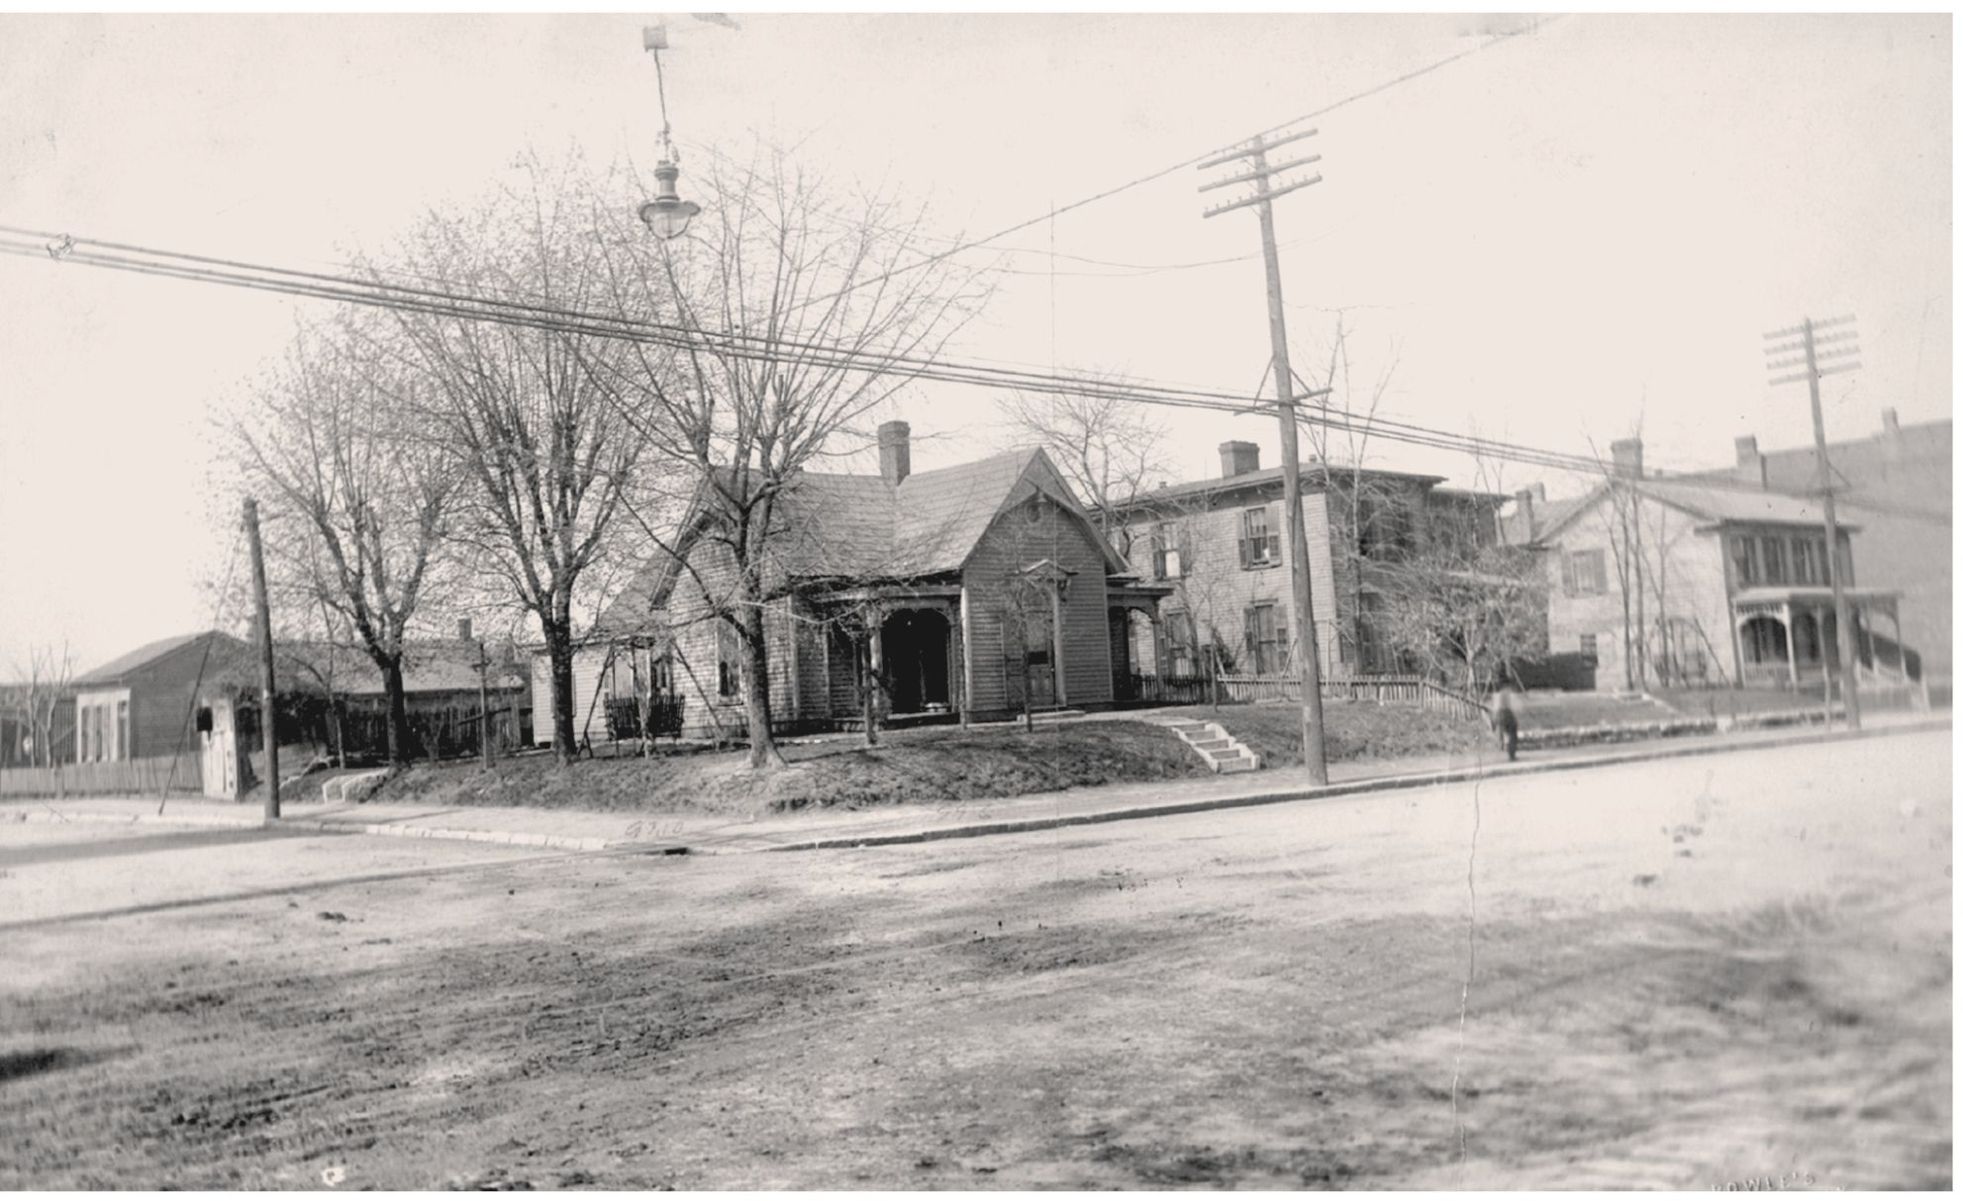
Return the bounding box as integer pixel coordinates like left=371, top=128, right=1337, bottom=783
left=1305, top=314, right=1405, bottom=675
left=1113, top=489, right=1243, bottom=709
left=593, top=147, right=986, bottom=769
left=1373, top=541, right=1546, bottom=696
left=227, top=313, right=460, bottom=766
left=383, top=155, right=656, bottom=767
left=8, top=642, right=74, bottom=770
left=999, top=378, right=1168, bottom=556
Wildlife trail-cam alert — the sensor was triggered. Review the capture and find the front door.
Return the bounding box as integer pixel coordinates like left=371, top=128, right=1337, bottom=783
left=1025, top=646, right=1056, bottom=708
left=1022, top=597, right=1056, bottom=708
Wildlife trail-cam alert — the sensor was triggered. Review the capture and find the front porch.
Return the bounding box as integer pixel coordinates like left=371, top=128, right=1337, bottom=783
left=1732, top=587, right=1913, bottom=692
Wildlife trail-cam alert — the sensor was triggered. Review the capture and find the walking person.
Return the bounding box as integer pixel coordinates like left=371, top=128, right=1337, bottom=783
left=1488, top=680, right=1523, bottom=762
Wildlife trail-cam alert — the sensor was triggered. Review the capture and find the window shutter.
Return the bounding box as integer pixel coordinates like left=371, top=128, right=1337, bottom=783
left=1560, top=553, right=1577, bottom=596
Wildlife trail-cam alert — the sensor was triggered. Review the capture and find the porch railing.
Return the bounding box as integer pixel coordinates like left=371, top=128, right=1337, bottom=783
left=1116, top=672, right=1212, bottom=707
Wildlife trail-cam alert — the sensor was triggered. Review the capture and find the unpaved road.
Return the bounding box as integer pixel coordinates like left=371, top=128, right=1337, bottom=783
left=0, top=731, right=1949, bottom=1188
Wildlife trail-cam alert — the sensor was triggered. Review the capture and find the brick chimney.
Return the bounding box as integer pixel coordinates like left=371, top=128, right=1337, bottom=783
left=1219, top=440, right=1261, bottom=478
left=457, top=617, right=473, bottom=642
left=1734, top=434, right=1765, bottom=487
left=1610, top=437, right=1644, bottom=479
left=1880, top=407, right=1904, bottom=462
left=878, top=420, right=911, bottom=486
left=1512, top=488, right=1537, bottom=537
left=1529, top=482, right=1547, bottom=504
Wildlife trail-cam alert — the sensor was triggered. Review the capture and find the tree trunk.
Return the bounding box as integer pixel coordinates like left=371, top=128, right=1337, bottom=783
left=740, top=605, right=787, bottom=770
left=377, top=654, right=412, bottom=767
left=543, top=621, right=577, bottom=767
left=643, top=646, right=656, bottom=760
left=860, top=631, right=879, bottom=748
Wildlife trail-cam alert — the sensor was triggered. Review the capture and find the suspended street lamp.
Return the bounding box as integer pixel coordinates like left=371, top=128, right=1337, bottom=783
left=638, top=25, right=700, bottom=240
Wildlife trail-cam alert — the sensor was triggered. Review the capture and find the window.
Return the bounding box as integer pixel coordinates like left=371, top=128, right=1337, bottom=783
left=115, top=700, right=128, bottom=761
left=716, top=620, right=743, bottom=699
left=1239, top=507, right=1280, bottom=569
left=1579, top=633, right=1598, bottom=659
left=1561, top=549, right=1608, bottom=596
left=1151, top=522, right=1183, bottom=581
left=1730, top=535, right=1758, bottom=587
left=1758, top=535, right=1787, bottom=585
left=1165, top=611, right=1198, bottom=677
left=1243, top=602, right=1287, bottom=675
left=1790, top=537, right=1821, bottom=585
left=1356, top=495, right=1413, bottom=561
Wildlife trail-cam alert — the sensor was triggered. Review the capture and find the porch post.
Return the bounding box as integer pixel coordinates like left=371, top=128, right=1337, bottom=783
left=1051, top=582, right=1068, bottom=707
left=949, top=600, right=968, bottom=726
left=959, top=584, right=975, bottom=718
left=868, top=607, right=887, bottom=721
left=1783, top=602, right=1799, bottom=690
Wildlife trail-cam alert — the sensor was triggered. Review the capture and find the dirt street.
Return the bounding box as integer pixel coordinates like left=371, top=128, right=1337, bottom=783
left=0, top=731, right=1949, bottom=1189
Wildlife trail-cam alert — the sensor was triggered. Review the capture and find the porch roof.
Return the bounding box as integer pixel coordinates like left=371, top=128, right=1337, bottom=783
left=1733, top=586, right=1902, bottom=607
left=1108, top=576, right=1175, bottom=601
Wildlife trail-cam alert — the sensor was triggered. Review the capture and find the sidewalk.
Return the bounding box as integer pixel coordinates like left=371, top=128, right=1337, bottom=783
left=4, top=709, right=1946, bottom=854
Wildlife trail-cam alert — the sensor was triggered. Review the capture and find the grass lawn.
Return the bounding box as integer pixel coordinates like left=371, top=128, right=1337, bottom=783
left=1512, top=691, right=1680, bottom=730
left=1162, top=699, right=1488, bottom=768
left=365, top=719, right=1208, bottom=814
left=1651, top=686, right=1835, bottom=720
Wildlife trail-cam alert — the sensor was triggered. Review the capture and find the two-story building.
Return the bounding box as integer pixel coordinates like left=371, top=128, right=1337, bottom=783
left=1518, top=438, right=1911, bottom=693
left=1106, top=440, right=1506, bottom=683
left=1687, top=409, right=1950, bottom=686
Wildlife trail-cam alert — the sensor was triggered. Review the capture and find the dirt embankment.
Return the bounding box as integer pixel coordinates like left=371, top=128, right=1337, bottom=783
left=367, top=719, right=1208, bottom=814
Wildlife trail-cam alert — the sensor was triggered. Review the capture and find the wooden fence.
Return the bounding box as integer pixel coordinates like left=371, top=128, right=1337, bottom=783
left=0, top=750, right=204, bottom=798
left=1215, top=673, right=1487, bottom=721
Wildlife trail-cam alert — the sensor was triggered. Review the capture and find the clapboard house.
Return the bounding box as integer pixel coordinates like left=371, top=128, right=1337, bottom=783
left=544, top=421, right=1169, bottom=742
left=70, top=630, right=252, bottom=763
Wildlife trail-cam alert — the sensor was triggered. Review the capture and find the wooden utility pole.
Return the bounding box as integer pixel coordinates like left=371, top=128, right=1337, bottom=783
left=242, top=497, right=280, bottom=819
left=1201, top=127, right=1332, bottom=783
left=1766, top=315, right=1861, bottom=730
left=476, top=638, right=494, bottom=769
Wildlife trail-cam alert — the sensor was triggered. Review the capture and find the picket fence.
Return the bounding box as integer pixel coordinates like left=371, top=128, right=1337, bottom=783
left=1215, top=673, right=1486, bottom=720
left=0, top=750, right=204, bottom=798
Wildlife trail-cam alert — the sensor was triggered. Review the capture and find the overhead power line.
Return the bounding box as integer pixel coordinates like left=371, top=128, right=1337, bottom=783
left=783, top=17, right=1570, bottom=314
left=0, top=222, right=1810, bottom=496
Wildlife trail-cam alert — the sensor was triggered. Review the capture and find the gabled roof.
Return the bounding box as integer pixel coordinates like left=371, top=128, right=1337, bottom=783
left=74, top=630, right=251, bottom=686
left=597, top=447, right=1127, bottom=634
left=1533, top=477, right=1850, bottom=545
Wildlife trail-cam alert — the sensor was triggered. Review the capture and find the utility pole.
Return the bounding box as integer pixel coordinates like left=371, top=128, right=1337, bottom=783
left=242, top=497, right=280, bottom=819
left=1765, top=315, right=1862, bottom=730
left=1201, top=126, right=1332, bottom=784
left=476, top=637, right=494, bottom=770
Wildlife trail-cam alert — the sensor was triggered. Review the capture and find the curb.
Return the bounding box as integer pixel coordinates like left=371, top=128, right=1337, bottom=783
left=3, top=808, right=611, bottom=852
left=761, top=717, right=1951, bottom=853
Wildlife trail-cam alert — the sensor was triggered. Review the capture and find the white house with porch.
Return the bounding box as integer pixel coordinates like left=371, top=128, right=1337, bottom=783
left=1525, top=438, right=1917, bottom=695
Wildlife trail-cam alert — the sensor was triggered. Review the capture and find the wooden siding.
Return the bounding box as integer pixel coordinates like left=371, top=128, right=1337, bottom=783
left=960, top=488, right=1113, bottom=714
left=529, top=646, right=615, bottom=746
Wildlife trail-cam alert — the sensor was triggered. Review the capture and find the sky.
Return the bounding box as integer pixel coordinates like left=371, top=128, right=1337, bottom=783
left=0, top=11, right=1951, bottom=673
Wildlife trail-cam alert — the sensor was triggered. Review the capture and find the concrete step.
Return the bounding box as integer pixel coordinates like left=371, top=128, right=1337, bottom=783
left=1215, top=757, right=1259, bottom=773
left=1191, top=738, right=1234, bottom=752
